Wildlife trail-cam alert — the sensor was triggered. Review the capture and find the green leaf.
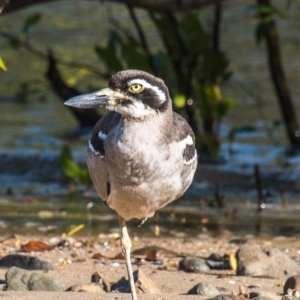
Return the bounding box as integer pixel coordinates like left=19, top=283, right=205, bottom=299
left=79, top=168, right=92, bottom=185
left=60, top=146, right=81, bottom=181
left=256, top=4, right=274, bottom=15
left=174, top=94, right=186, bottom=108
left=153, top=15, right=182, bottom=60
left=94, top=45, right=123, bottom=72
left=227, top=127, right=237, bottom=143
left=153, top=52, right=169, bottom=72
left=107, top=30, right=123, bottom=53
left=217, top=97, right=237, bottom=117
left=0, top=57, right=7, bottom=71
left=180, top=14, right=210, bottom=54
left=201, top=49, right=229, bottom=82
left=255, top=19, right=271, bottom=44
left=22, top=13, right=42, bottom=33
left=121, top=43, right=150, bottom=71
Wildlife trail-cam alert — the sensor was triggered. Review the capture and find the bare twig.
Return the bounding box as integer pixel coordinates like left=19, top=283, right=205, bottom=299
left=254, top=164, right=265, bottom=212
left=212, top=0, right=222, bottom=53
left=127, top=5, right=155, bottom=71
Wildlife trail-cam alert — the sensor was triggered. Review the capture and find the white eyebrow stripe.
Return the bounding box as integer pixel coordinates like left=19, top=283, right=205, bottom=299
left=128, top=78, right=166, bottom=102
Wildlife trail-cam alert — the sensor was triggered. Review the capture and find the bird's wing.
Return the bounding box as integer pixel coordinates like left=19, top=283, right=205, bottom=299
left=87, top=111, right=122, bottom=201
left=172, top=112, right=198, bottom=194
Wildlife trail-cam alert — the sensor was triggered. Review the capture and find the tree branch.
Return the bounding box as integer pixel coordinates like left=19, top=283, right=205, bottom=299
left=46, top=50, right=101, bottom=127
left=0, top=0, right=224, bottom=15
left=127, top=5, right=155, bottom=71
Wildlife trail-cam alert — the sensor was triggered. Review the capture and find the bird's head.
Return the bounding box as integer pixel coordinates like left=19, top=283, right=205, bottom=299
left=64, top=70, right=171, bottom=119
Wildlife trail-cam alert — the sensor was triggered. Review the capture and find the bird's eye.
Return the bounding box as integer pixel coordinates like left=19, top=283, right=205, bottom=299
left=128, top=83, right=143, bottom=93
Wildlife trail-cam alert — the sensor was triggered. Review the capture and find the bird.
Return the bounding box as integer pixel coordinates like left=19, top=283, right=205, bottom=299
left=65, top=70, right=197, bottom=300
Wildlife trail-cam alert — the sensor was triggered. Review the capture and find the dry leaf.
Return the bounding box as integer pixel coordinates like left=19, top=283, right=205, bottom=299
left=21, top=240, right=54, bottom=252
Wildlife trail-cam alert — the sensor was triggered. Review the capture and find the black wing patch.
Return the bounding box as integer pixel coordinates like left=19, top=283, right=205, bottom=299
left=106, top=182, right=111, bottom=196
left=183, top=143, right=196, bottom=163
left=90, top=134, right=105, bottom=157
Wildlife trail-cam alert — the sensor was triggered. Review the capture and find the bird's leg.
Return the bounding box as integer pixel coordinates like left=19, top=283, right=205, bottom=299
left=118, top=215, right=137, bottom=300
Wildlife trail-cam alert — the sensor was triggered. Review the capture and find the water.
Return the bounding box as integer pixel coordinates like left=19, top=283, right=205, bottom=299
left=1, top=0, right=300, bottom=237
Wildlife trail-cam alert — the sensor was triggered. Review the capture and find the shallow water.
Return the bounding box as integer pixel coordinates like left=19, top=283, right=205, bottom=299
left=1, top=0, right=300, bottom=237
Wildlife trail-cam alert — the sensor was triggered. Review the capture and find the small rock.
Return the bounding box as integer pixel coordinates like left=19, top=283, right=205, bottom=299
left=66, top=283, right=104, bottom=292
left=188, top=282, right=219, bottom=296
left=0, top=254, right=53, bottom=271
left=91, top=271, right=111, bottom=292
left=284, top=275, right=300, bottom=294
left=179, top=257, right=210, bottom=274
left=252, top=297, right=277, bottom=300
left=250, top=290, right=281, bottom=300
left=112, top=269, right=161, bottom=294
left=5, top=266, right=63, bottom=291
left=134, top=269, right=161, bottom=294
left=236, top=245, right=298, bottom=280
left=209, top=295, right=247, bottom=300
left=206, top=253, right=230, bottom=269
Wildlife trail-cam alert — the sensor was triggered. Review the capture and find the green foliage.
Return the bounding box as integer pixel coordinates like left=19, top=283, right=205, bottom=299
left=22, top=13, right=42, bottom=34
left=0, top=57, right=7, bottom=71
left=94, top=45, right=123, bottom=72
left=60, top=145, right=91, bottom=186
left=19, top=13, right=42, bottom=43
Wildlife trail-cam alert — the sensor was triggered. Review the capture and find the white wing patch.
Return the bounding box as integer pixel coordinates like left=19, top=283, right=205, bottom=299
left=178, top=135, right=197, bottom=165
left=178, top=135, right=193, bottom=150
left=88, top=139, right=100, bottom=156
left=88, top=131, right=106, bottom=159
left=98, top=131, right=107, bottom=141
left=128, top=78, right=166, bottom=102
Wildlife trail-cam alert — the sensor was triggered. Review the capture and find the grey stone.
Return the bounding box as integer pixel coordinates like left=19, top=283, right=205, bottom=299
left=252, top=297, right=275, bottom=300
left=250, top=290, right=281, bottom=300
left=209, top=295, right=247, bottom=300
left=283, top=275, right=300, bottom=294
left=5, top=266, right=63, bottom=291
left=0, top=254, right=53, bottom=271
left=112, top=269, right=161, bottom=294
left=236, top=245, right=298, bottom=280
left=179, top=257, right=210, bottom=274
left=188, top=282, right=219, bottom=296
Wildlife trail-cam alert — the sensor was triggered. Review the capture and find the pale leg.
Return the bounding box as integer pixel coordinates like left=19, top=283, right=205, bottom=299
left=119, top=215, right=137, bottom=300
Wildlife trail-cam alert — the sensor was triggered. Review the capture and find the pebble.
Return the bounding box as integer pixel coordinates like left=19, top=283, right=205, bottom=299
left=179, top=257, right=210, bottom=274
left=5, top=266, right=63, bottom=291
left=112, top=269, right=161, bottom=294
left=250, top=290, right=281, bottom=300
left=0, top=254, right=53, bottom=270
left=283, top=275, right=300, bottom=294
left=236, top=245, right=298, bottom=280
left=210, top=295, right=247, bottom=300
left=188, top=282, right=219, bottom=296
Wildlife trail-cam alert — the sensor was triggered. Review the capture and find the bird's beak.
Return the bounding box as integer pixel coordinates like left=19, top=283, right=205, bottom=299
left=64, top=88, right=125, bottom=109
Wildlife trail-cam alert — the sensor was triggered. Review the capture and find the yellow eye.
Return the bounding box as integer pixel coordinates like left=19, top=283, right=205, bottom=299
left=128, top=83, right=143, bottom=93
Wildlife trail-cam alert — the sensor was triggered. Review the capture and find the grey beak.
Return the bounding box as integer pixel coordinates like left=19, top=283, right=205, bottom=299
left=64, top=91, right=109, bottom=109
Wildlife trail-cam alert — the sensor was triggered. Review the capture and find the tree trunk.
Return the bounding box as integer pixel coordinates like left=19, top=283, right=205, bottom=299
left=257, top=0, right=300, bottom=148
